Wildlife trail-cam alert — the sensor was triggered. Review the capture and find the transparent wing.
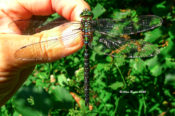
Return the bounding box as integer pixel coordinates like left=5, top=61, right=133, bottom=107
left=15, top=23, right=82, bottom=61
left=89, top=37, right=160, bottom=58
left=91, top=15, right=163, bottom=37
left=8, top=17, right=80, bottom=34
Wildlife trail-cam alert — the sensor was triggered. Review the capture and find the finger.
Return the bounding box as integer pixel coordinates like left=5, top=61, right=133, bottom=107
left=51, top=0, right=90, bottom=21
left=0, top=0, right=90, bottom=34
left=6, top=23, right=83, bottom=66
left=17, top=0, right=90, bottom=21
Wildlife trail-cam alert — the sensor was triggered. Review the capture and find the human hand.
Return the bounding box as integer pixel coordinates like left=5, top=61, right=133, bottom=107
left=0, top=0, right=89, bottom=106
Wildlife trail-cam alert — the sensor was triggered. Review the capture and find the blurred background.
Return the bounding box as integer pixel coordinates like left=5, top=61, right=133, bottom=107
left=1, top=0, right=175, bottom=116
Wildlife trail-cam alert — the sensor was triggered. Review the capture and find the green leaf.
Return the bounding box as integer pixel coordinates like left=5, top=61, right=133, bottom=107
left=92, top=3, right=106, bottom=19
left=165, top=73, right=175, bottom=86
left=144, top=28, right=162, bottom=43
left=75, top=67, right=84, bottom=82
left=13, top=85, right=52, bottom=116
left=111, top=9, right=136, bottom=19
left=130, top=59, right=145, bottom=74
left=114, top=56, right=126, bottom=67
left=106, top=56, right=113, bottom=62
left=49, top=85, right=74, bottom=109
left=109, top=82, right=124, bottom=90
left=146, top=56, right=162, bottom=76
left=152, top=1, right=169, bottom=16
left=13, top=111, right=21, bottom=116
left=57, top=74, right=68, bottom=86
left=148, top=104, right=160, bottom=112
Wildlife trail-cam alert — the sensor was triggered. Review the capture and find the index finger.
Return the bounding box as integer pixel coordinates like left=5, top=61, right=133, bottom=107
left=16, top=0, right=90, bottom=21
left=0, top=0, right=90, bottom=34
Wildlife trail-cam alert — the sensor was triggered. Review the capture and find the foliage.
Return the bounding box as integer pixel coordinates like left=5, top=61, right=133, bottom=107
left=1, top=0, right=175, bottom=116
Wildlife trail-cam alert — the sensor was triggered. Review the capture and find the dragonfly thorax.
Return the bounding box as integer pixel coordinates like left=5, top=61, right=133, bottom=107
left=80, top=9, right=93, bottom=44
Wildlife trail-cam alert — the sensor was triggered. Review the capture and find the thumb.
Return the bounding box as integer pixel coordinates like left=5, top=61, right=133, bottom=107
left=13, top=22, right=83, bottom=65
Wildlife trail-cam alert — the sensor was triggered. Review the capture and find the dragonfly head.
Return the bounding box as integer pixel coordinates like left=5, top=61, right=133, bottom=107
left=80, top=8, right=93, bottom=17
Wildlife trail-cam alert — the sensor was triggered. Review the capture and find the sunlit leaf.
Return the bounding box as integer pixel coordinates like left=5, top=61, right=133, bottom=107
left=109, top=82, right=124, bottom=90
left=57, top=74, right=68, bottom=86
left=92, top=3, right=106, bottom=19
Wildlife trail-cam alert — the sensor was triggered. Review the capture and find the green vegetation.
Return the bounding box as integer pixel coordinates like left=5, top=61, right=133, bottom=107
left=1, top=0, right=175, bottom=115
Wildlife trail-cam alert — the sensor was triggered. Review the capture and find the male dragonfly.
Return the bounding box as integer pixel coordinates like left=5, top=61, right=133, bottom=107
left=10, top=9, right=163, bottom=106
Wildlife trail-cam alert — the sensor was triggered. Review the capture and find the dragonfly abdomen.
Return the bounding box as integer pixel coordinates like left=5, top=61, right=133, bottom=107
left=80, top=9, right=93, bottom=106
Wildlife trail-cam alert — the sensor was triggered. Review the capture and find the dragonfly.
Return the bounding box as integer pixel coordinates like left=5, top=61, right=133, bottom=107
left=10, top=9, right=163, bottom=106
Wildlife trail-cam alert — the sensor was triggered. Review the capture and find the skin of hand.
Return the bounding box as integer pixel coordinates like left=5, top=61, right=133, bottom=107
left=0, top=0, right=90, bottom=106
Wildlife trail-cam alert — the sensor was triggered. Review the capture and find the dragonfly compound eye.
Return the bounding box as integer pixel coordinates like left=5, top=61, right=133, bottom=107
left=80, top=8, right=93, bottom=17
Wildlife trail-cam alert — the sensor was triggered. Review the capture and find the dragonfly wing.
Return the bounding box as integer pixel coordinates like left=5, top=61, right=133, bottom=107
left=8, top=17, right=80, bottom=34
left=92, top=15, right=163, bottom=37
left=89, top=37, right=160, bottom=58
left=15, top=24, right=82, bottom=61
